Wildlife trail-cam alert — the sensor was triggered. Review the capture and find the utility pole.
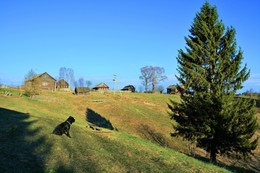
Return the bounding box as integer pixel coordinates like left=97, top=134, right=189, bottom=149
left=113, top=75, right=117, bottom=95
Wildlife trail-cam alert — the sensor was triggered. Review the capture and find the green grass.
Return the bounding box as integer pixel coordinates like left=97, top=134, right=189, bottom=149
left=0, top=88, right=257, bottom=172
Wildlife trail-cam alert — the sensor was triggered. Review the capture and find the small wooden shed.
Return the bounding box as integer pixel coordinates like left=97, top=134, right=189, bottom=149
left=167, top=85, right=178, bottom=94
left=121, top=85, right=135, bottom=92
left=92, top=83, right=109, bottom=91
left=56, top=79, right=69, bottom=89
left=75, top=87, right=90, bottom=95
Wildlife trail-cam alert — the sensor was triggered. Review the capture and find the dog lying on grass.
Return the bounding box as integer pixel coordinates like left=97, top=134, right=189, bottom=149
left=53, top=116, right=75, bottom=138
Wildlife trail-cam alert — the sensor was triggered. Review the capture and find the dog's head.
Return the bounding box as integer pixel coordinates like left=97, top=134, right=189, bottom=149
left=67, top=116, right=75, bottom=124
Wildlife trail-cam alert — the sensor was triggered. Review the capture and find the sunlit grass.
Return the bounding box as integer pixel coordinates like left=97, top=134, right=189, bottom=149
left=0, top=88, right=257, bottom=172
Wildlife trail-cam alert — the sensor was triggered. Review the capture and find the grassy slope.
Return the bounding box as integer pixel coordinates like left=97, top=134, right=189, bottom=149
left=0, top=88, right=256, bottom=172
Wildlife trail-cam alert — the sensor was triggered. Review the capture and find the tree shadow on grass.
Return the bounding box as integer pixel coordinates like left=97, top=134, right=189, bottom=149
left=60, top=139, right=99, bottom=173
left=0, top=108, right=52, bottom=173
left=86, top=108, right=114, bottom=130
left=139, top=124, right=168, bottom=147
left=190, top=153, right=257, bottom=173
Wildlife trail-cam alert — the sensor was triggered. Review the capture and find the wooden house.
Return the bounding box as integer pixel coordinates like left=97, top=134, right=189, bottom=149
left=167, top=85, right=178, bottom=94
left=92, top=83, right=109, bottom=91
left=56, top=79, right=69, bottom=90
left=25, top=72, right=56, bottom=91
left=167, top=85, right=189, bottom=94
left=121, top=85, right=135, bottom=92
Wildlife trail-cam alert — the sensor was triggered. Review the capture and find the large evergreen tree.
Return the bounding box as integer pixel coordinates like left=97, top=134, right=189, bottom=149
left=169, top=2, right=258, bottom=163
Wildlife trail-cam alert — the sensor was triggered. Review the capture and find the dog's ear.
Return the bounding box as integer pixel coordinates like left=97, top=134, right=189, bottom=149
left=69, top=116, right=75, bottom=122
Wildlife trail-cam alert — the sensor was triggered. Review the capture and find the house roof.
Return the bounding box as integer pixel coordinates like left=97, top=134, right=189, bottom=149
left=121, top=85, right=135, bottom=90
left=27, top=72, right=56, bottom=82
left=92, top=82, right=109, bottom=89
left=167, top=85, right=177, bottom=89
left=40, top=72, right=56, bottom=81
left=57, top=79, right=68, bottom=84
left=167, top=85, right=185, bottom=90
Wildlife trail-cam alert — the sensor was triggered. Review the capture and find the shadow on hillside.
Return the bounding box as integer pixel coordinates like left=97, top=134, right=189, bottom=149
left=0, top=108, right=52, bottom=173
left=86, top=108, right=114, bottom=130
left=139, top=124, right=168, bottom=147
left=190, top=153, right=257, bottom=173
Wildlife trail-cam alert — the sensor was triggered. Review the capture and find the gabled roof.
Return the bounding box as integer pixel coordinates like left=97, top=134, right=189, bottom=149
left=92, top=82, right=109, bottom=89
left=167, top=85, right=177, bottom=89
left=39, top=72, right=56, bottom=81
left=27, top=72, right=56, bottom=81
left=57, top=79, right=68, bottom=83
left=122, top=85, right=135, bottom=90
left=167, top=85, right=185, bottom=90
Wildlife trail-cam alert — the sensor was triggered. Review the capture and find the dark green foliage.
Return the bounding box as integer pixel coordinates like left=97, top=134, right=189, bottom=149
left=169, top=2, right=258, bottom=163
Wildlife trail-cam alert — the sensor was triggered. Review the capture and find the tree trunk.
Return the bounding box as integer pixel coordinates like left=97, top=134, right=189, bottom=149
left=210, top=147, right=217, bottom=163
left=152, top=83, right=155, bottom=93
left=145, top=81, right=148, bottom=92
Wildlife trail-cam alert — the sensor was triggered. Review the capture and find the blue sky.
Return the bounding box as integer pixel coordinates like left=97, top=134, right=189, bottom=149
left=1, top=0, right=260, bottom=92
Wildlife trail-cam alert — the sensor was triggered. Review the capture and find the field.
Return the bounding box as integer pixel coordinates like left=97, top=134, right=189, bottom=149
left=0, top=88, right=259, bottom=172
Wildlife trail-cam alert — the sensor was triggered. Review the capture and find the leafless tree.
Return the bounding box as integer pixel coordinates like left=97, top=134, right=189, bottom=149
left=139, top=66, right=153, bottom=92
left=24, top=69, right=37, bottom=81
left=139, top=66, right=167, bottom=93
left=78, top=77, right=85, bottom=87
left=24, top=69, right=40, bottom=96
left=86, top=80, right=92, bottom=88
left=59, top=67, right=66, bottom=80
left=59, top=67, right=75, bottom=88
left=151, top=67, right=167, bottom=93
left=74, top=81, right=78, bottom=88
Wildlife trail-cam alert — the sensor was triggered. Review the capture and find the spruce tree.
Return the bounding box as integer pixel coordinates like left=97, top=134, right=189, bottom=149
left=169, top=2, right=258, bottom=163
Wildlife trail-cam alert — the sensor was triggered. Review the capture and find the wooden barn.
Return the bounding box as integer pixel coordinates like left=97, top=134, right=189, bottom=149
left=167, top=85, right=188, bottom=94
left=56, top=79, right=69, bottom=90
left=92, top=83, right=109, bottom=91
left=25, top=72, right=56, bottom=91
left=75, top=87, right=90, bottom=95
left=167, top=85, right=178, bottom=94
left=121, top=85, right=135, bottom=92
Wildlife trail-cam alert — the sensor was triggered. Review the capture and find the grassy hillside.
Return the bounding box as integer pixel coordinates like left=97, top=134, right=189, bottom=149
left=0, top=88, right=258, bottom=172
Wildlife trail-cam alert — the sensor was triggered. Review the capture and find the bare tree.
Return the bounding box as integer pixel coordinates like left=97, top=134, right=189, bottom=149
left=86, top=80, right=92, bottom=88
left=67, top=68, right=75, bottom=88
left=24, top=69, right=40, bottom=96
left=139, top=66, right=153, bottom=92
left=59, top=67, right=66, bottom=80
left=59, top=67, right=75, bottom=88
left=78, top=77, right=85, bottom=87
left=139, top=66, right=167, bottom=93
left=151, top=67, right=167, bottom=93
left=74, top=81, right=78, bottom=88
left=24, top=69, right=37, bottom=81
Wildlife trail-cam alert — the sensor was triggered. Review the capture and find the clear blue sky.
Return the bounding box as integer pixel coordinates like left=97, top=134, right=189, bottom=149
left=1, top=0, right=260, bottom=92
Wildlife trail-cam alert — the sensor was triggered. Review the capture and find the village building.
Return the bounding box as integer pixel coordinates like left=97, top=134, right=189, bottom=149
left=167, top=85, right=191, bottom=95
left=167, top=85, right=178, bottom=94
left=92, top=83, right=109, bottom=91
left=25, top=72, right=56, bottom=91
left=75, top=87, right=90, bottom=95
left=56, top=79, right=69, bottom=90
left=121, top=85, right=135, bottom=92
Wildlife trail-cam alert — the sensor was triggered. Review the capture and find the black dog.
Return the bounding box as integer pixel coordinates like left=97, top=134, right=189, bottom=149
left=53, top=116, right=75, bottom=138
